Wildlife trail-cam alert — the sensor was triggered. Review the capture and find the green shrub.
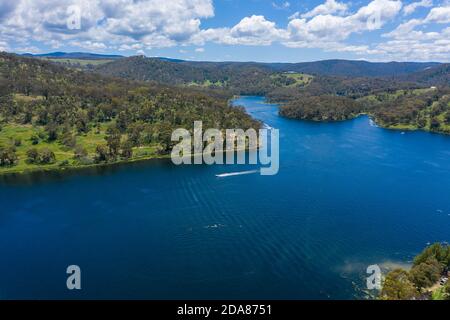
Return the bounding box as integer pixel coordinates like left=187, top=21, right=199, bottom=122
left=0, top=146, right=18, bottom=166
left=30, top=134, right=40, bottom=145
left=26, top=148, right=39, bottom=164
left=26, top=148, right=56, bottom=165
left=39, top=148, right=56, bottom=164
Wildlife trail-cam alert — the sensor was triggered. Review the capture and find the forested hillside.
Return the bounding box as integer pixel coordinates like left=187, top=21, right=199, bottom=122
left=91, top=56, right=440, bottom=94
left=395, top=64, right=450, bottom=86
left=93, top=56, right=302, bottom=95
left=279, top=95, right=364, bottom=121
left=267, top=60, right=440, bottom=77
left=0, top=53, right=260, bottom=174
left=277, top=71, right=450, bottom=134
left=92, top=55, right=438, bottom=81
left=90, top=54, right=450, bottom=135
left=22, top=52, right=450, bottom=136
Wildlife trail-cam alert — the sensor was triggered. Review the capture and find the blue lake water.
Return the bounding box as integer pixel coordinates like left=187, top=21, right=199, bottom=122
left=1, top=95, right=450, bottom=299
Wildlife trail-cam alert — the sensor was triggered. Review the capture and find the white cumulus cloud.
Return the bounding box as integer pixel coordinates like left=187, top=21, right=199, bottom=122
left=0, top=0, right=214, bottom=52
left=425, top=5, right=450, bottom=23
left=403, top=0, right=433, bottom=16
left=300, top=0, right=348, bottom=18
left=0, top=0, right=448, bottom=61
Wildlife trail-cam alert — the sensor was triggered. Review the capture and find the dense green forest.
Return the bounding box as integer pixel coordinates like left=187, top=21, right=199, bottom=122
left=3, top=52, right=450, bottom=175
left=380, top=243, right=450, bottom=300
left=0, top=53, right=260, bottom=174
left=87, top=54, right=450, bottom=134
left=91, top=56, right=443, bottom=95
left=279, top=95, right=363, bottom=121
left=396, top=64, right=450, bottom=86
left=93, top=56, right=313, bottom=95
left=274, top=69, right=450, bottom=133
left=267, top=59, right=440, bottom=78
left=91, top=55, right=438, bottom=80
left=279, top=85, right=450, bottom=133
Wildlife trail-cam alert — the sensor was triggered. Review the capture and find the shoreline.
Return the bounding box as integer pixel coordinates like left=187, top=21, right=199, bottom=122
left=0, top=153, right=172, bottom=177
left=0, top=145, right=259, bottom=177
left=278, top=110, right=450, bottom=136
left=0, top=95, right=264, bottom=177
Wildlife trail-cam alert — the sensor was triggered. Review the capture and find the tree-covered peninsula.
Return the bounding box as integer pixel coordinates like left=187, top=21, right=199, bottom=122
left=276, top=70, right=450, bottom=134
left=0, top=53, right=260, bottom=174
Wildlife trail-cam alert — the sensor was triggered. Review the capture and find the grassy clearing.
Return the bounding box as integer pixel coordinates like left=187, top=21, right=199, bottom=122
left=361, top=87, right=437, bottom=104
left=187, top=80, right=227, bottom=87
left=284, top=72, right=313, bottom=86
left=271, top=72, right=313, bottom=87
left=0, top=124, right=73, bottom=174
left=186, top=72, right=313, bottom=89
left=13, top=94, right=45, bottom=103
left=384, top=123, right=419, bottom=130
left=0, top=123, right=162, bottom=175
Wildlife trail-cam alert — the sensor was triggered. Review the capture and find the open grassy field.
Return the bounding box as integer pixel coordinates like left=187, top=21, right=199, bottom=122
left=0, top=123, right=163, bottom=175
left=186, top=79, right=227, bottom=87
left=271, top=72, right=313, bottom=87
left=185, top=72, right=313, bottom=89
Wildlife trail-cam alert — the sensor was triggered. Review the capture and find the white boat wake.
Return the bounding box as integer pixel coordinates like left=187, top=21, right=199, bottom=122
left=369, top=119, right=379, bottom=128
left=263, top=123, right=275, bottom=130
left=216, top=170, right=259, bottom=178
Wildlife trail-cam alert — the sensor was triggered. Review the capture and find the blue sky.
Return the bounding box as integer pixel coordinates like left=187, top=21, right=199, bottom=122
left=0, top=0, right=449, bottom=62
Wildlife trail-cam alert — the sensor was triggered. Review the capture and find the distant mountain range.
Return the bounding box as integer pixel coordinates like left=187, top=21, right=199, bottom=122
left=20, top=52, right=448, bottom=87
left=266, top=60, right=442, bottom=77
left=21, top=52, right=187, bottom=63
left=21, top=52, right=124, bottom=60
left=93, top=55, right=447, bottom=86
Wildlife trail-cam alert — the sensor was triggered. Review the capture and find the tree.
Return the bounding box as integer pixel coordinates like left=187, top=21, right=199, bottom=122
left=62, top=132, right=77, bottom=148
left=21, top=110, right=32, bottom=124
left=445, top=112, right=450, bottom=125
left=26, top=148, right=39, bottom=164
left=414, top=243, right=450, bottom=266
left=30, top=134, right=40, bottom=145
left=75, top=110, right=89, bottom=134
left=409, top=257, right=443, bottom=291
left=120, top=139, right=133, bottom=159
left=381, top=269, right=418, bottom=300
left=417, top=118, right=426, bottom=128
left=73, top=145, right=88, bottom=160
left=95, top=145, right=109, bottom=163
left=155, top=122, right=176, bottom=153
left=12, top=138, right=22, bottom=147
left=38, top=148, right=56, bottom=164
left=116, top=111, right=129, bottom=132
left=127, top=122, right=143, bottom=146
left=0, top=146, right=18, bottom=166
left=106, top=126, right=121, bottom=157
left=45, top=123, right=58, bottom=141
left=430, top=117, right=440, bottom=130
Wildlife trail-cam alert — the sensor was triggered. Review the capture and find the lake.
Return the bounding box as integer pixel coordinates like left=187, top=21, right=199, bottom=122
left=0, top=95, right=449, bottom=299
